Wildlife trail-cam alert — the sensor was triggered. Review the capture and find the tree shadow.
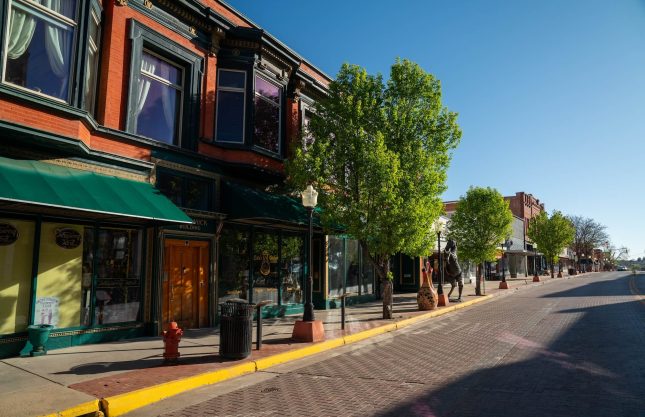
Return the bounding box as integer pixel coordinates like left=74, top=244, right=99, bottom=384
left=377, top=297, right=645, bottom=417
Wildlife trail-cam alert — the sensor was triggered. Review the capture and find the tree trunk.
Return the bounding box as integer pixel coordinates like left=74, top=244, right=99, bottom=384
left=475, top=263, right=482, bottom=296
left=382, top=279, right=393, bottom=319
left=551, top=260, right=555, bottom=278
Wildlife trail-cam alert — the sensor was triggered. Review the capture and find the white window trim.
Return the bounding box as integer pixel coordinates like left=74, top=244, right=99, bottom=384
left=215, top=68, right=247, bottom=144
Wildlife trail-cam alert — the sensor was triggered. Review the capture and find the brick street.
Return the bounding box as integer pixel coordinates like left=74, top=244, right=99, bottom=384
left=129, top=272, right=645, bottom=417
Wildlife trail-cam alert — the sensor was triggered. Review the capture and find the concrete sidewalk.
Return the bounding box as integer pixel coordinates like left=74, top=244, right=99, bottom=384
left=0, top=273, right=576, bottom=417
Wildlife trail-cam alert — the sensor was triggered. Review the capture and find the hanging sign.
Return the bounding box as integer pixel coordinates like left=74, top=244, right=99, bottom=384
left=55, top=228, right=82, bottom=249
left=0, top=223, right=19, bottom=246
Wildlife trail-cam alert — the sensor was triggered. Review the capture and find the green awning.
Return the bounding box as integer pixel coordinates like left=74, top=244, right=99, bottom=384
left=0, top=156, right=192, bottom=224
left=223, top=182, right=321, bottom=228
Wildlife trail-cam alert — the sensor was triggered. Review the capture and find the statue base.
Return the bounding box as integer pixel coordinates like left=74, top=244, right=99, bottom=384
left=499, top=281, right=509, bottom=289
left=437, top=293, right=449, bottom=307
left=292, top=320, right=325, bottom=343
left=533, top=275, right=540, bottom=282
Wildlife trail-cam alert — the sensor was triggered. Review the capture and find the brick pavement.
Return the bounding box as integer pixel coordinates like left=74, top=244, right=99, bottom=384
left=159, top=272, right=645, bottom=417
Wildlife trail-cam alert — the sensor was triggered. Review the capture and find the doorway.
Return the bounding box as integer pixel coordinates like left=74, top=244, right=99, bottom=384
left=162, top=239, right=210, bottom=329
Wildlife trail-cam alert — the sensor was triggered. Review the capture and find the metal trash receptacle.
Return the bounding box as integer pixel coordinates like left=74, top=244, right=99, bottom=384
left=219, top=299, right=254, bottom=359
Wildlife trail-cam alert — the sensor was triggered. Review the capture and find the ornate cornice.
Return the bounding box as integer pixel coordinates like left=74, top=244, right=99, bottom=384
left=154, top=0, right=211, bottom=32
left=115, top=0, right=128, bottom=6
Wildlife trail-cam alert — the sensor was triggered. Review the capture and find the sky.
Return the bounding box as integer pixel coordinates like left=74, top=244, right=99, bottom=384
left=225, top=0, right=645, bottom=258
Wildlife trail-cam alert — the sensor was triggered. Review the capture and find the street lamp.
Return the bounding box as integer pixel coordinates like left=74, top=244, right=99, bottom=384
left=301, top=185, right=317, bottom=321
left=533, top=246, right=540, bottom=282
left=500, top=239, right=512, bottom=289
left=292, top=185, right=325, bottom=342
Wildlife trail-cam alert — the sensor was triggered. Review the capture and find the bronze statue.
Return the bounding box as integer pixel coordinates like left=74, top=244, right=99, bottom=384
left=443, top=239, right=463, bottom=302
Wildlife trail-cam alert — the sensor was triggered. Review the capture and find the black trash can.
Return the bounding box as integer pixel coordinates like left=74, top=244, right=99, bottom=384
left=219, top=299, right=254, bottom=359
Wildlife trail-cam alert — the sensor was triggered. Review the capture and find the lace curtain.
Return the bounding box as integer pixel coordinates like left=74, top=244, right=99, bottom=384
left=7, top=5, right=37, bottom=60
left=137, top=53, right=178, bottom=133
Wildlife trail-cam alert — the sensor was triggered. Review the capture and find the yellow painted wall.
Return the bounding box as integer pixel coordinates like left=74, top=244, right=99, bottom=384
left=36, top=223, right=83, bottom=329
left=0, top=219, right=35, bottom=335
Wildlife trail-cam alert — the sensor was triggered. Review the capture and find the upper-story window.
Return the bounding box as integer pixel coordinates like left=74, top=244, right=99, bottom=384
left=134, top=51, right=184, bottom=145
left=214, top=69, right=284, bottom=156
left=215, top=69, right=246, bottom=143
left=2, top=0, right=101, bottom=114
left=83, top=6, right=100, bottom=114
left=253, top=75, right=282, bottom=154
left=126, top=21, right=202, bottom=150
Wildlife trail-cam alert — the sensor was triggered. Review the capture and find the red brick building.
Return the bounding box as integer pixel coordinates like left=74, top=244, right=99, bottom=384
left=0, top=0, right=379, bottom=358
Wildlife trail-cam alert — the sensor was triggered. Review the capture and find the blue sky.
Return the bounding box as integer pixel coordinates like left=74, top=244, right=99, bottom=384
left=225, top=0, right=645, bottom=258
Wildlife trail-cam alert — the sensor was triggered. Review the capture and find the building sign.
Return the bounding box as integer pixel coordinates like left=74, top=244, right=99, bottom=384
left=35, top=297, right=59, bottom=327
left=55, top=228, right=82, bottom=249
left=0, top=223, right=19, bottom=246
left=166, top=216, right=216, bottom=234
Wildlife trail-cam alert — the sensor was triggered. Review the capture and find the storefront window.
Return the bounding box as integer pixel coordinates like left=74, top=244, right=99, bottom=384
left=218, top=227, right=250, bottom=303
left=252, top=231, right=279, bottom=304
left=328, top=236, right=343, bottom=297
left=81, top=228, right=94, bottom=326
left=94, top=228, right=142, bottom=324
left=0, top=219, right=35, bottom=335
left=281, top=235, right=304, bottom=305
left=35, top=223, right=84, bottom=328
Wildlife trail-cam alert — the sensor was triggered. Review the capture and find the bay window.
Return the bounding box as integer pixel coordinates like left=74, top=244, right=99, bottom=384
left=215, top=69, right=246, bottom=143
left=214, top=69, right=284, bottom=155
left=253, top=75, right=282, bottom=153
left=2, top=0, right=102, bottom=114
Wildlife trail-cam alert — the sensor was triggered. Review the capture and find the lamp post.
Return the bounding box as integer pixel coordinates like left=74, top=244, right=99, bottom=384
left=301, top=185, right=317, bottom=321
left=500, top=239, right=512, bottom=289
left=581, top=253, right=586, bottom=273
left=533, top=246, right=540, bottom=282
left=292, top=185, right=325, bottom=342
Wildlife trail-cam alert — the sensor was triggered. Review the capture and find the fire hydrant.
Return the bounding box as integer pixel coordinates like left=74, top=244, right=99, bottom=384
left=163, top=321, right=183, bottom=363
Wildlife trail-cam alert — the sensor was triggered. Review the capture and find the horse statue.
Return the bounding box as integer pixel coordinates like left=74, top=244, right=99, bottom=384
left=443, top=239, right=464, bottom=301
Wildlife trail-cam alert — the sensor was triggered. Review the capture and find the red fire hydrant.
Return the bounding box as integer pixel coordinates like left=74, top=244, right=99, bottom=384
left=163, top=321, right=183, bottom=363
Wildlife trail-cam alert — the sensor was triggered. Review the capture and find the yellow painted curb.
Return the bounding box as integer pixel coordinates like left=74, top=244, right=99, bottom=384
left=396, top=295, right=494, bottom=330
left=254, top=338, right=345, bottom=371
left=38, top=399, right=100, bottom=417
left=342, top=323, right=398, bottom=345
left=101, top=362, right=256, bottom=416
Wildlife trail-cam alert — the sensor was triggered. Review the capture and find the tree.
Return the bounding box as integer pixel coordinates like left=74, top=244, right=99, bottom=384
left=527, top=211, right=575, bottom=278
left=602, top=243, right=628, bottom=270
left=286, top=59, right=461, bottom=318
left=568, top=216, right=609, bottom=258
left=447, top=187, right=513, bottom=295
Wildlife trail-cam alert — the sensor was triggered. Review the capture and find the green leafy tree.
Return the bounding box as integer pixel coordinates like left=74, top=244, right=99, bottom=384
left=447, top=187, right=513, bottom=295
left=527, top=211, right=575, bottom=278
left=286, top=59, right=461, bottom=318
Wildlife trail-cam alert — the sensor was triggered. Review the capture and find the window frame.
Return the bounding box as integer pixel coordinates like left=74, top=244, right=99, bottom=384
left=0, top=0, right=102, bottom=113
left=252, top=73, right=283, bottom=155
left=155, top=168, right=216, bottom=213
left=81, top=2, right=102, bottom=115
left=215, top=68, right=247, bottom=144
left=126, top=20, right=202, bottom=150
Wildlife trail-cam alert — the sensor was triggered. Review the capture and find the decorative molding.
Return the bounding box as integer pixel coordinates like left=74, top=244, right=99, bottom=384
left=189, top=26, right=197, bottom=35
left=143, top=0, right=153, bottom=9
left=288, top=79, right=306, bottom=102
left=210, top=27, right=225, bottom=56
left=155, top=0, right=211, bottom=32
left=0, top=147, right=149, bottom=182
left=115, top=0, right=128, bottom=5
left=223, top=39, right=260, bottom=50
left=152, top=158, right=218, bottom=179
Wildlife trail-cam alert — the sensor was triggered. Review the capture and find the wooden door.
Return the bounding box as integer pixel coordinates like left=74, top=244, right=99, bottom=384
left=162, top=239, right=210, bottom=329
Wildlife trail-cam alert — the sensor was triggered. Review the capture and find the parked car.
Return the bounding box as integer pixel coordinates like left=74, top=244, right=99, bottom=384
left=617, top=265, right=628, bottom=271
